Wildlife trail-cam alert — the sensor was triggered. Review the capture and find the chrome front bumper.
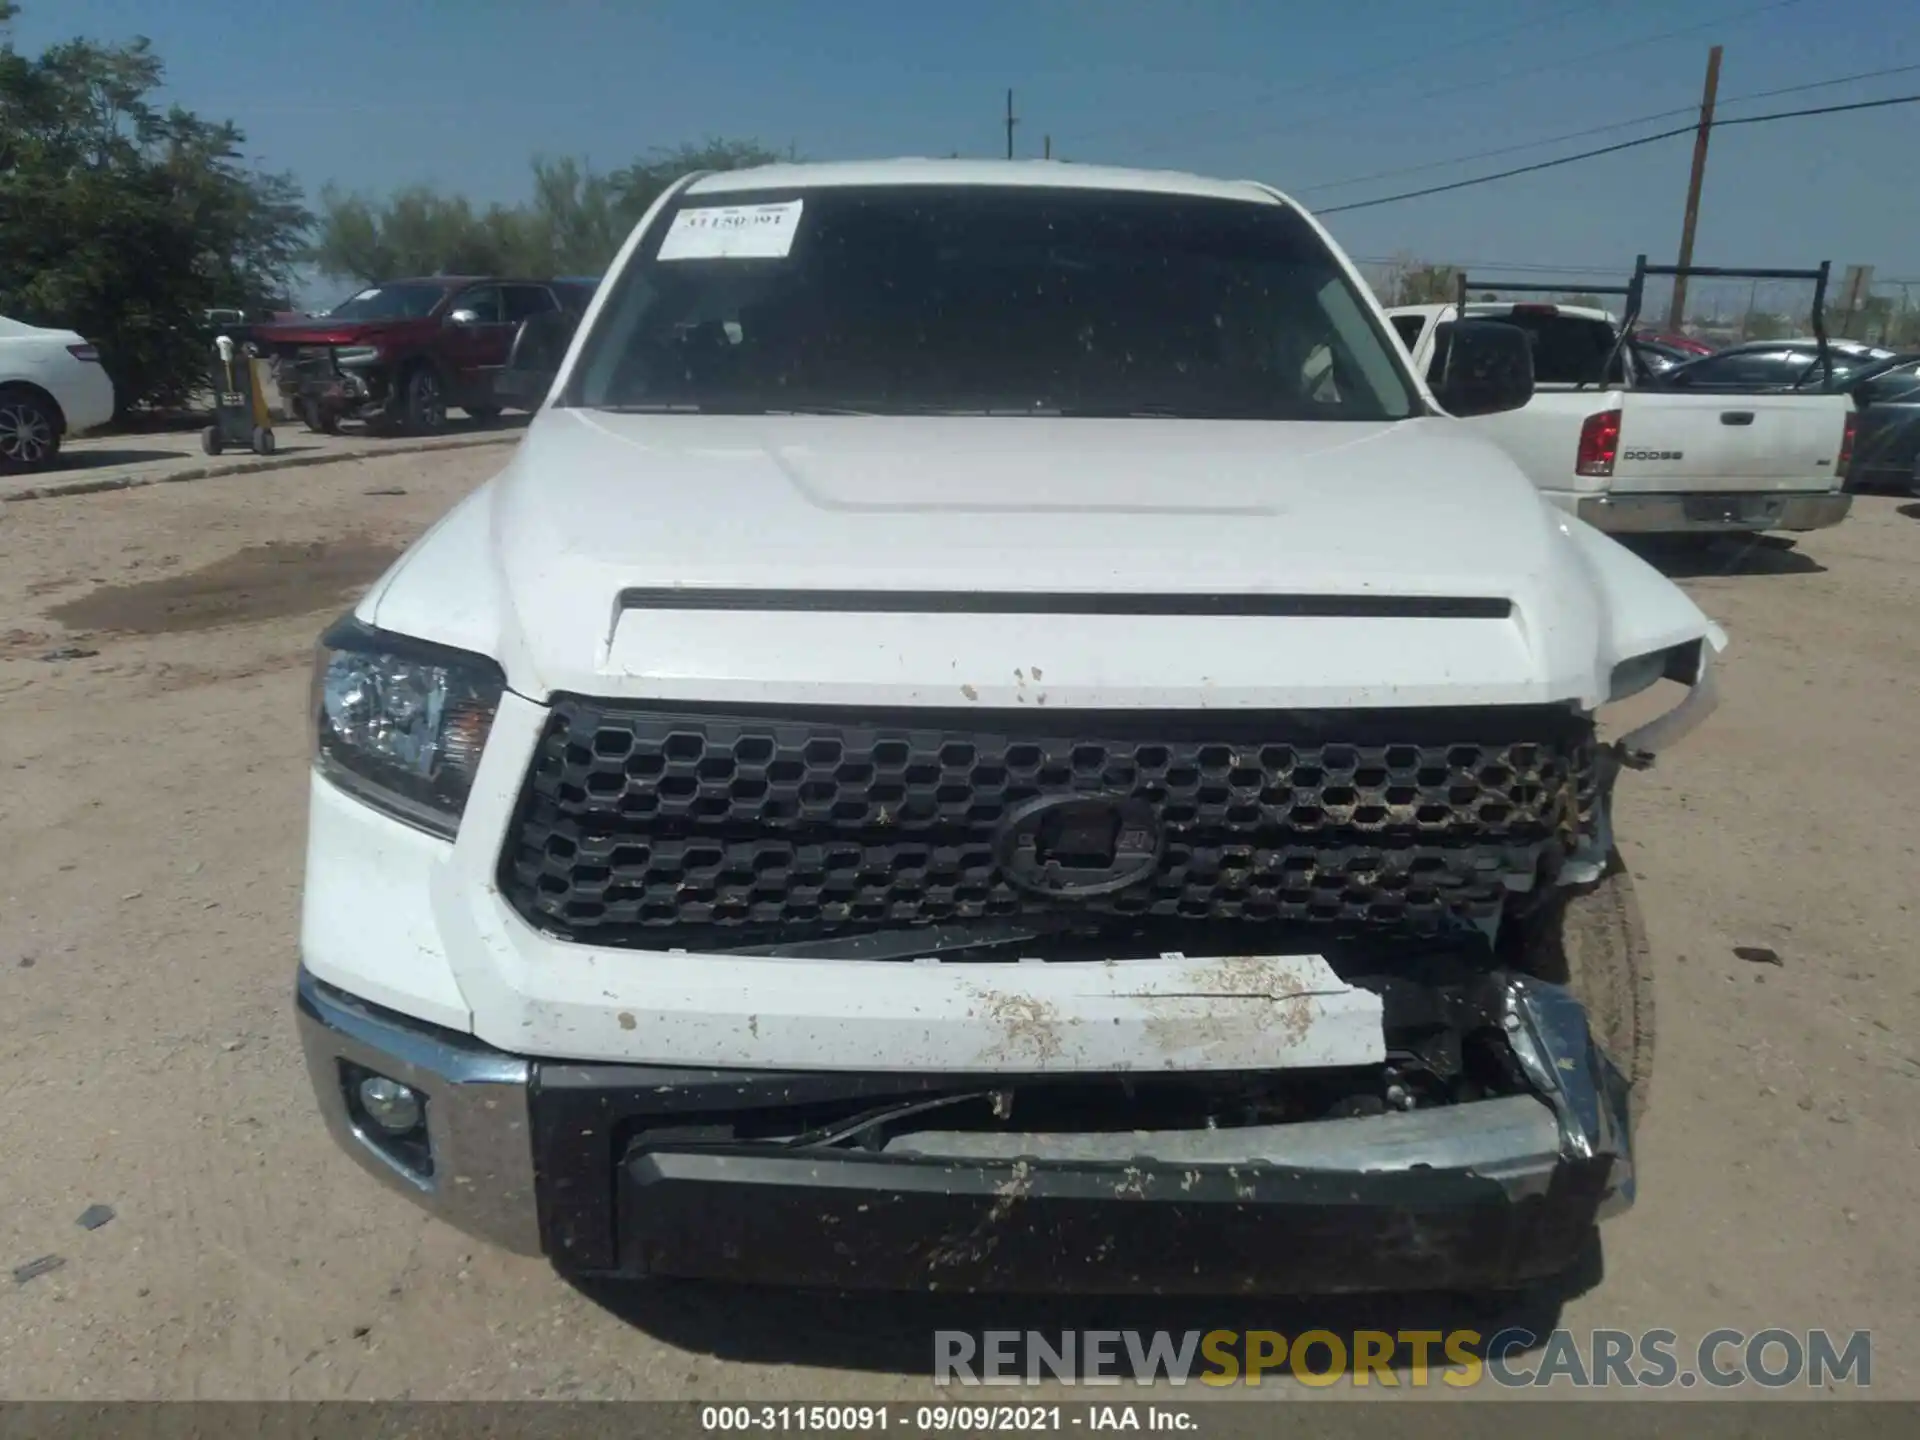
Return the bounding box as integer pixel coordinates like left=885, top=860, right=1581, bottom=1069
left=296, top=965, right=1636, bottom=1289
left=1576, top=491, right=1852, bottom=534
left=296, top=970, right=542, bottom=1255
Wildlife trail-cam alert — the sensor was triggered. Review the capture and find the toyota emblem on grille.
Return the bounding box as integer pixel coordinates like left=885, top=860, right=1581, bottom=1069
left=995, top=794, right=1163, bottom=899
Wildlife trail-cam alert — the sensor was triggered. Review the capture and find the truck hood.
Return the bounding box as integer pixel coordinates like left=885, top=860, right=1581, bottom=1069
left=364, top=408, right=1724, bottom=710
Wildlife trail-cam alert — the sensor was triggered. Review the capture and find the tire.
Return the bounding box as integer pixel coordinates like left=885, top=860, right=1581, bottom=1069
left=301, top=400, right=339, bottom=435
left=251, top=426, right=275, bottom=456
left=201, top=424, right=223, bottom=456
left=1527, top=854, right=1655, bottom=1125
left=400, top=365, right=449, bottom=435
left=463, top=403, right=502, bottom=424
left=0, top=387, right=61, bottom=474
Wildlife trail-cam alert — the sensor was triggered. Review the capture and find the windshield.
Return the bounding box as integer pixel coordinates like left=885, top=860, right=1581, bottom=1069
left=564, top=185, right=1418, bottom=420
left=327, top=283, right=451, bottom=321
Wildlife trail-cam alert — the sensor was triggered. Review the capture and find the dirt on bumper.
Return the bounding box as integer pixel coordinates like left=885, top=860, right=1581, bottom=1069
left=297, top=967, right=1631, bottom=1294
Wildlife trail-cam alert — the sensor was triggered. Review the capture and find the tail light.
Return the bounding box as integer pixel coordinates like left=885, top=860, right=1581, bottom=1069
left=1576, top=409, right=1621, bottom=478
left=67, top=344, right=100, bottom=363
left=1836, top=412, right=1857, bottom=482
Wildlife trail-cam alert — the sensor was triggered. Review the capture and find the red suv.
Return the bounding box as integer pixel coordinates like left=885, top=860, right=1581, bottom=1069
left=255, top=277, right=595, bottom=435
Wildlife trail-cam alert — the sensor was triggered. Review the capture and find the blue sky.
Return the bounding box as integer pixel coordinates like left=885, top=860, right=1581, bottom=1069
left=16, top=0, right=1920, bottom=306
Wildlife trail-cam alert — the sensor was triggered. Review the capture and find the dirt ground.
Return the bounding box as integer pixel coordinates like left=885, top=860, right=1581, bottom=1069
left=1, top=451, right=1917, bottom=1403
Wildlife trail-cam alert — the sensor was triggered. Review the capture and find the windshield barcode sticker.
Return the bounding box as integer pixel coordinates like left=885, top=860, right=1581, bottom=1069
left=657, top=200, right=803, bottom=261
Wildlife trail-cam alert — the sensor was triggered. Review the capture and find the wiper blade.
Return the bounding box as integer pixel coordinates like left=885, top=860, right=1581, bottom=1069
left=597, top=402, right=703, bottom=413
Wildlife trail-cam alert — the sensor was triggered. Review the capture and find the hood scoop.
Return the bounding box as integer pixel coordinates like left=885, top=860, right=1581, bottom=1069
left=616, top=587, right=1513, bottom=620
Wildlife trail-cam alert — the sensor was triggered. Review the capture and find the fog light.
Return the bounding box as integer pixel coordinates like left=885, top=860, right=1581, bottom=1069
left=357, top=1075, right=423, bottom=1135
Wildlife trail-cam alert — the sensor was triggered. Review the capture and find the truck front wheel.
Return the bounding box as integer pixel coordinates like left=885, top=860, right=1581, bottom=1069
left=1525, top=854, right=1655, bottom=1125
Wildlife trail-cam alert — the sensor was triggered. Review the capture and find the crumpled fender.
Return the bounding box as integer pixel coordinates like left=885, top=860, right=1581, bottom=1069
left=1558, top=515, right=1729, bottom=666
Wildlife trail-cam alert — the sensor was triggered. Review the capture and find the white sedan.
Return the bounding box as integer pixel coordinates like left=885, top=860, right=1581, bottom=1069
left=1, top=316, right=117, bottom=473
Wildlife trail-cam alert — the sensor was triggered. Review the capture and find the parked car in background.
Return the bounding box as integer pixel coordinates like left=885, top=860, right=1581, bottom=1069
left=1842, top=356, right=1920, bottom=493
left=252, top=278, right=593, bottom=435
left=1654, top=338, right=1898, bottom=393
left=0, top=315, right=116, bottom=474
left=1630, top=336, right=1705, bottom=377
left=1632, top=329, right=1713, bottom=358
left=1385, top=294, right=1854, bottom=539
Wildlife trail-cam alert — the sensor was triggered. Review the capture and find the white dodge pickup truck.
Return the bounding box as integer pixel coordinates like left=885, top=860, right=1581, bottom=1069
left=297, top=159, right=1725, bottom=1294
left=1385, top=298, right=1854, bottom=539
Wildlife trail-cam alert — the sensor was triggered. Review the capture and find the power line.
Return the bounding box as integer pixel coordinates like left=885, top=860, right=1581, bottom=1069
left=1298, top=108, right=1698, bottom=196
left=1296, top=60, right=1920, bottom=197
left=1316, top=90, right=1920, bottom=215
left=1066, top=0, right=1610, bottom=149
left=1179, top=0, right=1814, bottom=156
left=1722, top=59, right=1920, bottom=106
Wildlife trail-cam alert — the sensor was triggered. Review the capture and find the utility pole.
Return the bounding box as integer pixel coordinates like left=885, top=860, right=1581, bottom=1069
left=1044, top=134, right=1051, bottom=160
left=1005, top=89, right=1018, bottom=159
left=1667, top=44, right=1722, bottom=332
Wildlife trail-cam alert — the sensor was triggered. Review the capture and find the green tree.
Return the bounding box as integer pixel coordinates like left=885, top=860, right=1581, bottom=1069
left=0, top=3, right=312, bottom=413
left=308, top=139, right=788, bottom=284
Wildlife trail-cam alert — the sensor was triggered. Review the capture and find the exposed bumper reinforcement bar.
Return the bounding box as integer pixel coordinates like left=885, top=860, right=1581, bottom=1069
left=296, top=966, right=1635, bottom=1292
left=1576, top=490, right=1851, bottom=534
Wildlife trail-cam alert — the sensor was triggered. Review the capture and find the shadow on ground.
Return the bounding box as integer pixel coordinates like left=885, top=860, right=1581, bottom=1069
left=1898, top=503, right=1920, bottom=521
left=571, top=1239, right=1602, bottom=1380
left=51, top=448, right=186, bottom=470
left=1625, top=534, right=1826, bottom=579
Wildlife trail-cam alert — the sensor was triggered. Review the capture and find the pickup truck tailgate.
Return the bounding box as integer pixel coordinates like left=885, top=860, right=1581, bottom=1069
left=1609, top=392, right=1849, bottom=493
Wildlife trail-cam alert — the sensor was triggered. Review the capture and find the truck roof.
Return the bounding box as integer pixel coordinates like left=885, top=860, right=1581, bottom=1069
left=687, top=158, right=1293, bottom=207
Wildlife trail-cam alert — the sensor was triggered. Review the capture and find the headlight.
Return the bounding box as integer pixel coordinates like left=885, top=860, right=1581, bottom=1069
left=334, top=345, right=381, bottom=366
left=311, top=615, right=505, bottom=839
left=1608, top=640, right=1704, bottom=703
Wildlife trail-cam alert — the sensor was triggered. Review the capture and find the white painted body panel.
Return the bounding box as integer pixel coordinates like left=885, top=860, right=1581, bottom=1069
left=363, top=408, right=1721, bottom=714
left=0, top=316, right=116, bottom=436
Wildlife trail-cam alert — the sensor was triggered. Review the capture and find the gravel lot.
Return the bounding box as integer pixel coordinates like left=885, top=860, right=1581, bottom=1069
left=2, top=450, right=1916, bottom=1401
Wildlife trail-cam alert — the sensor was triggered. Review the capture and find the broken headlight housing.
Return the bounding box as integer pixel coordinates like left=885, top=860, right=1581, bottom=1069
left=311, top=614, right=505, bottom=839
left=1608, top=639, right=1705, bottom=703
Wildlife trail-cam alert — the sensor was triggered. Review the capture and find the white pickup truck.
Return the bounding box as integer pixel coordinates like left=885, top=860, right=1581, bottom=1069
left=1385, top=298, right=1854, bottom=538
left=296, top=159, right=1726, bottom=1296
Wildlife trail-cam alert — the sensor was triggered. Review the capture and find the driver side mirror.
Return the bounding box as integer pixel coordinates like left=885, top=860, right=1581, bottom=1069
left=446, top=307, right=481, bottom=327
left=496, top=309, right=579, bottom=409
left=1432, top=320, right=1534, bottom=417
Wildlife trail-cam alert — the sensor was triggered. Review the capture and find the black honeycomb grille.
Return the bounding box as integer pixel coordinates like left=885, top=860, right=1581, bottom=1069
left=500, top=700, right=1600, bottom=949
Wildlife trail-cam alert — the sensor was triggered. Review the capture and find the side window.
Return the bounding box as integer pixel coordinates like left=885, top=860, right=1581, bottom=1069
left=1502, top=315, right=1616, bottom=385
left=504, top=285, right=558, bottom=323
left=1677, top=350, right=1795, bottom=388
left=1390, top=315, right=1426, bottom=352
left=453, top=286, right=505, bottom=324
